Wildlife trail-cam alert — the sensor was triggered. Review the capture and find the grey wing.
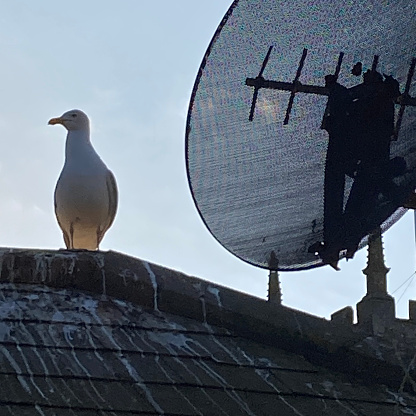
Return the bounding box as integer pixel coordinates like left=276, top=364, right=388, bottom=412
left=103, top=169, right=118, bottom=234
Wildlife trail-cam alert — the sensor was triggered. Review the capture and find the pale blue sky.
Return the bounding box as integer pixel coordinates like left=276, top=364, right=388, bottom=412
left=0, top=1, right=414, bottom=319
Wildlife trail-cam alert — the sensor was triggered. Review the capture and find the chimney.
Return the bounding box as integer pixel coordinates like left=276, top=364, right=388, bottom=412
left=356, top=227, right=395, bottom=333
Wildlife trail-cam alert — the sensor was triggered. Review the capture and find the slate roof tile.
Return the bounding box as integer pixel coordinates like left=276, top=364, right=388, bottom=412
left=0, top=249, right=415, bottom=415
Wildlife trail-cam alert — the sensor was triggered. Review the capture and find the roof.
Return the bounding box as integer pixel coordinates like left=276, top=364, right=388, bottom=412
left=0, top=248, right=415, bottom=415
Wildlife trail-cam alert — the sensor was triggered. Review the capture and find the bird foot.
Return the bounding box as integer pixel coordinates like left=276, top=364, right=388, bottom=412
left=59, top=248, right=91, bottom=252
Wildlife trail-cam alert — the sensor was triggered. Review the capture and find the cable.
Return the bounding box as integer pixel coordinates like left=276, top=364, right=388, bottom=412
left=391, top=271, right=415, bottom=295
left=396, top=274, right=415, bottom=305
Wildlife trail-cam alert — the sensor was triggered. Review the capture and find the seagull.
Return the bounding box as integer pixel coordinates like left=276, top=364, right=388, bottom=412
left=48, top=109, right=118, bottom=250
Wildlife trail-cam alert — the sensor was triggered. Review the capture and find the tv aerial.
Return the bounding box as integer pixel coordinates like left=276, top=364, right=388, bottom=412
left=186, top=0, right=416, bottom=271
left=247, top=48, right=416, bottom=132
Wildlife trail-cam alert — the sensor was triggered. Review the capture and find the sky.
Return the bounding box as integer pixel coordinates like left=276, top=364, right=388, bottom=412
left=0, top=1, right=415, bottom=320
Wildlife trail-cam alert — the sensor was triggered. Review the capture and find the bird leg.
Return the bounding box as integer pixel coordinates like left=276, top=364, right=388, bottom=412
left=96, top=227, right=102, bottom=251
left=69, top=222, right=74, bottom=249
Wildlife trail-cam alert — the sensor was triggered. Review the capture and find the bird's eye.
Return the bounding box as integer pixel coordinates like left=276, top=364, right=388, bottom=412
left=71, top=114, right=77, bottom=118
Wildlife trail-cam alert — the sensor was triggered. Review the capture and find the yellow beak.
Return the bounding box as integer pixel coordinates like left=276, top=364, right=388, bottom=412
left=48, top=117, right=63, bottom=125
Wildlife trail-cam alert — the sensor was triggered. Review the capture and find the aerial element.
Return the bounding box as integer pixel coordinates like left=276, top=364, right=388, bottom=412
left=247, top=49, right=416, bottom=269
left=186, top=0, right=416, bottom=271
left=49, top=109, right=118, bottom=250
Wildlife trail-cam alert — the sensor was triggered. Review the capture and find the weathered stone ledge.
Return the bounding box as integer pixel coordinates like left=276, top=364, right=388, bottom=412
left=0, top=247, right=415, bottom=390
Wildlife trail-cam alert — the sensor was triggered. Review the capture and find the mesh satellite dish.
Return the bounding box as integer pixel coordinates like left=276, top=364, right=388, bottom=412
left=186, top=0, right=416, bottom=271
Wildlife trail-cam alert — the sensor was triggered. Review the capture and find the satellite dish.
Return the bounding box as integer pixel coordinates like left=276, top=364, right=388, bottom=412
left=186, top=0, right=416, bottom=271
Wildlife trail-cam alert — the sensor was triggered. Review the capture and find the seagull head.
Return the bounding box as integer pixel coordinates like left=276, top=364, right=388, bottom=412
left=48, top=109, right=90, bottom=131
